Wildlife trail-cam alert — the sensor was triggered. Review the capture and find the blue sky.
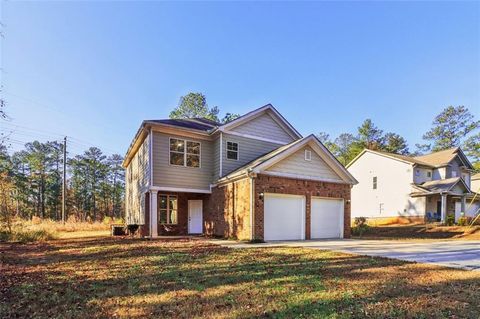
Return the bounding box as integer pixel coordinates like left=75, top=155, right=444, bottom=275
left=2, top=1, right=479, bottom=157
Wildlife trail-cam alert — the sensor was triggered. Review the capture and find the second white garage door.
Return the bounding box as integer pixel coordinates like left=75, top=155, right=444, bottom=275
left=264, top=193, right=305, bottom=241
left=311, top=197, right=344, bottom=239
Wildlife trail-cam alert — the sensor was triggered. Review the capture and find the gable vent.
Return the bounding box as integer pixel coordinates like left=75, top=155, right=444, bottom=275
left=305, top=149, right=312, bottom=161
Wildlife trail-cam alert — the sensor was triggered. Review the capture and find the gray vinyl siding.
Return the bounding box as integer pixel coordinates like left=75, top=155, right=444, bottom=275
left=126, top=135, right=150, bottom=225
left=230, top=112, right=295, bottom=143
left=212, top=135, right=221, bottom=181
left=266, top=146, right=343, bottom=182
left=152, top=132, right=213, bottom=190
left=222, top=133, right=282, bottom=177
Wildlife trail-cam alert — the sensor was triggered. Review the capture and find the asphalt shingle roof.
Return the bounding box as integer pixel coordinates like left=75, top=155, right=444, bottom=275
left=147, top=118, right=219, bottom=132
left=414, top=147, right=459, bottom=167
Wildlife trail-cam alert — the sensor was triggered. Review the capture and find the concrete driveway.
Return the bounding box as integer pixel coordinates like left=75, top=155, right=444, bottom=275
left=210, top=239, right=480, bottom=271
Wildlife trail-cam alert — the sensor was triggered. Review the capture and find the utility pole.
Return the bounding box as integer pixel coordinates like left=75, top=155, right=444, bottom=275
left=62, top=136, right=67, bottom=224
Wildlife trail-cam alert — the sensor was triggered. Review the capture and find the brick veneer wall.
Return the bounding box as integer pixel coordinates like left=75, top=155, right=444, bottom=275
left=253, top=174, right=352, bottom=240
left=157, top=192, right=208, bottom=236
left=205, top=178, right=251, bottom=240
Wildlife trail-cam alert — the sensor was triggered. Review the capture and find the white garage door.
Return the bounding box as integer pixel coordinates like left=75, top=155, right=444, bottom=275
left=264, top=193, right=305, bottom=241
left=311, top=197, right=344, bottom=239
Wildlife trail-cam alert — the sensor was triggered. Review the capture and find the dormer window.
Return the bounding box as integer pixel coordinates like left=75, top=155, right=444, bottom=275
left=226, top=141, right=239, bottom=160
left=427, top=171, right=432, bottom=178
left=452, top=171, right=457, bottom=177
left=304, top=149, right=312, bottom=161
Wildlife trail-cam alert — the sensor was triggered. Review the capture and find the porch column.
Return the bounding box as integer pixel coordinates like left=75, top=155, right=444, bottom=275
left=440, top=193, right=447, bottom=224
left=461, top=195, right=467, bottom=215
left=150, top=190, right=158, bottom=237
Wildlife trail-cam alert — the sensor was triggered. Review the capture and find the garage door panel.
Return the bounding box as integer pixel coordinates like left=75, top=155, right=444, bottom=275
left=264, top=194, right=305, bottom=241
left=311, top=198, right=343, bottom=239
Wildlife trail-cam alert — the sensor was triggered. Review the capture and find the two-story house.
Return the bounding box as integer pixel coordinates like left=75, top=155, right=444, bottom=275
left=123, top=104, right=357, bottom=241
left=347, top=148, right=480, bottom=223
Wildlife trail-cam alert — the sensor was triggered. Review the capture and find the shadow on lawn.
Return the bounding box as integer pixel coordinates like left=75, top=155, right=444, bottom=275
left=2, top=237, right=480, bottom=319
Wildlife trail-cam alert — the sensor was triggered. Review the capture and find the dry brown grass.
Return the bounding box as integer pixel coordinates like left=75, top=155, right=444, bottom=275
left=355, top=224, right=480, bottom=241
left=1, top=237, right=479, bottom=318
left=1, top=218, right=112, bottom=243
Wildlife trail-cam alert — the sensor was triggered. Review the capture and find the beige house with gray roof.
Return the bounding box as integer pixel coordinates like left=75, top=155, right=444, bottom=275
left=347, top=148, right=480, bottom=223
left=123, top=104, right=357, bottom=241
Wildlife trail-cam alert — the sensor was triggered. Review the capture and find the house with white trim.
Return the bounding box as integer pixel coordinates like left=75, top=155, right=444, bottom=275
left=123, top=104, right=357, bottom=241
left=347, top=148, right=480, bottom=223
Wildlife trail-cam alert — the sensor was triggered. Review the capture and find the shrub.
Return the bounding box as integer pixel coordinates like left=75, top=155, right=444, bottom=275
left=103, top=216, right=113, bottom=224
left=457, top=216, right=472, bottom=226
left=445, top=214, right=455, bottom=226
left=352, top=217, right=370, bottom=237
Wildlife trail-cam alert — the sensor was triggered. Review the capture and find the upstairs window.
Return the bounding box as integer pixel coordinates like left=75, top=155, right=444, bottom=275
left=451, top=171, right=457, bottom=177
left=373, top=176, right=377, bottom=189
left=427, top=171, right=432, bottom=178
left=304, top=149, right=312, bottom=161
left=226, top=141, right=239, bottom=160
left=170, top=138, right=201, bottom=168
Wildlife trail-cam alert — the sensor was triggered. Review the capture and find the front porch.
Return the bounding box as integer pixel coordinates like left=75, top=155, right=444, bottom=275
left=424, top=193, right=467, bottom=223
left=141, top=190, right=209, bottom=237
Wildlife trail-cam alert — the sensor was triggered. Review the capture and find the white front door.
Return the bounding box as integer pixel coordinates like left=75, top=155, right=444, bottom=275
left=311, top=197, right=344, bottom=239
left=188, top=200, right=203, bottom=234
left=264, top=193, right=305, bottom=241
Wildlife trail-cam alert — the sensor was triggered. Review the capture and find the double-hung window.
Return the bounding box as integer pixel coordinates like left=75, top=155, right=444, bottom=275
left=170, top=138, right=201, bottom=168
left=159, top=195, right=177, bottom=224
left=226, top=141, right=239, bottom=160
left=373, top=176, right=377, bottom=189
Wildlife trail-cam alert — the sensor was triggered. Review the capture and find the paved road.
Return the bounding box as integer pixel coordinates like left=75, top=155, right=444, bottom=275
left=210, top=239, right=480, bottom=271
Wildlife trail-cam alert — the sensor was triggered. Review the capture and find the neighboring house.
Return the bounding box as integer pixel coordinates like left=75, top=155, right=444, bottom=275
left=123, top=104, right=357, bottom=241
left=347, top=148, right=480, bottom=223
left=472, top=173, right=480, bottom=194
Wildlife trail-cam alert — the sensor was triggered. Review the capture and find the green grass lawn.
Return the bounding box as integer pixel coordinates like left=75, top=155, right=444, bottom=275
left=1, top=237, right=480, bottom=318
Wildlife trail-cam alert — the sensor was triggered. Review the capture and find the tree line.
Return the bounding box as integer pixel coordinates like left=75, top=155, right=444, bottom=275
left=318, top=105, right=479, bottom=168
left=170, top=93, right=479, bottom=170
left=0, top=140, right=125, bottom=225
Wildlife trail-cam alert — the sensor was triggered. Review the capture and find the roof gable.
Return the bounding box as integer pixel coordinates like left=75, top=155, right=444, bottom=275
left=347, top=147, right=474, bottom=170
left=265, top=145, right=344, bottom=183
left=218, top=104, right=302, bottom=142
left=218, top=135, right=357, bottom=185
left=413, top=147, right=473, bottom=169
left=347, top=149, right=430, bottom=168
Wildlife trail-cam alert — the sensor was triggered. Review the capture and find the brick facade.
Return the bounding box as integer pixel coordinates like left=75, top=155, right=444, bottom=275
left=205, top=178, right=251, bottom=240
left=253, top=174, right=351, bottom=240
left=157, top=192, right=209, bottom=236
left=141, top=175, right=351, bottom=240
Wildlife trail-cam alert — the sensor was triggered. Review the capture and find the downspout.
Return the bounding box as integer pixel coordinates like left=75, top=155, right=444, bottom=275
left=219, top=132, right=223, bottom=178
left=149, top=127, right=153, bottom=237
left=248, top=170, right=256, bottom=241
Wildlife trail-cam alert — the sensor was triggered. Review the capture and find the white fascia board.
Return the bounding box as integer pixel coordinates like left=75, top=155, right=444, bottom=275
left=261, top=171, right=350, bottom=184
left=220, top=130, right=287, bottom=145
left=149, top=186, right=211, bottom=194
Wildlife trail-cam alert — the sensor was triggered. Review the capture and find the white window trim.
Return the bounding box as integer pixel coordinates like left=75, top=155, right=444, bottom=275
left=226, top=140, right=239, bottom=161
left=158, top=194, right=178, bottom=225
left=304, top=149, right=312, bottom=161
left=169, top=137, right=201, bottom=168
